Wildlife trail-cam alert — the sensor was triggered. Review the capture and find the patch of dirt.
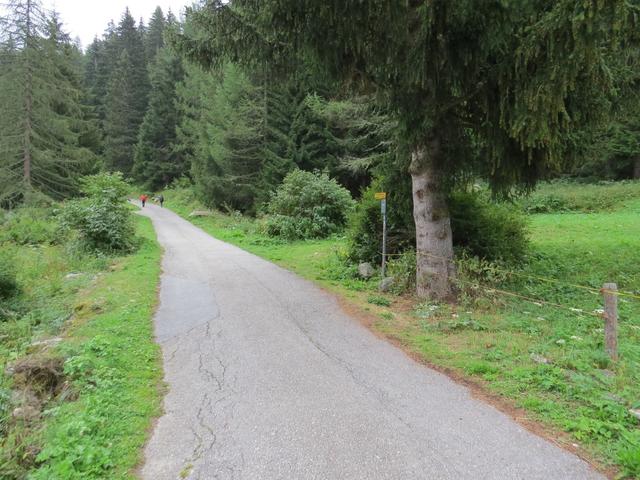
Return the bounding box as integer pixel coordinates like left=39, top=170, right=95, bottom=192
left=333, top=292, right=617, bottom=480
left=3, top=352, right=77, bottom=471
left=73, top=297, right=106, bottom=316
left=10, top=354, right=65, bottom=400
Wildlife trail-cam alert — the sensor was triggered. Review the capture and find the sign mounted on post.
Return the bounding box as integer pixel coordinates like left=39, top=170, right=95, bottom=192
left=375, top=192, right=388, bottom=277
left=374, top=192, right=387, bottom=200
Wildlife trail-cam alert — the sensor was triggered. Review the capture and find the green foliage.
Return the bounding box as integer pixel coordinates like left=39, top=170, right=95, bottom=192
left=617, top=434, right=640, bottom=479
left=133, top=46, right=186, bottom=189
left=178, top=0, right=632, bottom=194
left=265, top=170, right=355, bottom=240
left=520, top=180, right=640, bottom=213
left=177, top=0, right=633, bottom=300
left=0, top=206, right=144, bottom=478
left=0, top=2, right=99, bottom=203
left=0, top=208, right=58, bottom=245
left=367, top=295, right=391, bottom=307
left=289, top=93, right=340, bottom=177
left=103, top=51, right=141, bottom=175
left=179, top=62, right=295, bottom=214
left=294, top=94, right=396, bottom=195
left=452, top=252, right=511, bottom=306
left=59, top=173, right=135, bottom=253
left=570, top=31, right=640, bottom=182
left=0, top=251, right=18, bottom=301
left=102, top=9, right=151, bottom=175
left=347, top=170, right=414, bottom=264
left=10, top=217, right=163, bottom=480
left=385, top=250, right=416, bottom=295
left=449, top=192, right=529, bottom=264
left=349, top=187, right=529, bottom=264
left=144, top=7, right=167, bottom=62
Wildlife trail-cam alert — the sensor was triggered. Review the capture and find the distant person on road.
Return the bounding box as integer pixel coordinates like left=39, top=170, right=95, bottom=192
left=140, top=194, right=148, bottom=207
left=157, top=194, right=164, bottom=208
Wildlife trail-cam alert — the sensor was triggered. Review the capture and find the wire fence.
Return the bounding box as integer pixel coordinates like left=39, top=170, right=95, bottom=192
left=382, top=249, right=640, bottom=301
left=378, top=247, right=638, bottom=359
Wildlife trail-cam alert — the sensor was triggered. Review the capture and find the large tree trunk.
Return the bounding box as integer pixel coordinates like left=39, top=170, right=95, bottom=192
left=633, top=156, right=640, bottom=180
left=410, top=136, right=455, bottom=300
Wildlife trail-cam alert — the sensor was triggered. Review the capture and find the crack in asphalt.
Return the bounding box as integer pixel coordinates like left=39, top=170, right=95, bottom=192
left=232, top=264, right=458, bottom=477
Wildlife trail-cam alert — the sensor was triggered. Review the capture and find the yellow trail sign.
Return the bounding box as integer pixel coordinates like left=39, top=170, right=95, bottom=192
left=374, top=192, right=387, bottom=200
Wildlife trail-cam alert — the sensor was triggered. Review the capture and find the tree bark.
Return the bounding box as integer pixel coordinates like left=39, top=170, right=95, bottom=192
left=410, top=136, right=455, bottom=300
left=633, top=156, right=640, bottom=180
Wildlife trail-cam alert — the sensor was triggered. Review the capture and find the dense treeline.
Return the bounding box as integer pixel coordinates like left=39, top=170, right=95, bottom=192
left=0, top=0, right=394, bottom=210
left=1, top=0, right=639, bottom=297
left=171, top=0, right=640, bottom=299
left=0, top=0, right=99, bottom=203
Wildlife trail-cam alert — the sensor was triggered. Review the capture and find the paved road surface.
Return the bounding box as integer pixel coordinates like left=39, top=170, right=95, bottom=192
left=138, top=204, right=603, bottom=480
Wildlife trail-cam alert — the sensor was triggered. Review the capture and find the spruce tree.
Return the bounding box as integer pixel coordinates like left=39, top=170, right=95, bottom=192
left=257, top=81, right=296, bottom=206
left=178, top=0, right=635, bottom=299
left=174, top=63, right=208, bottom=180
left=176, top=60, right=296, bottom=213
left=144, top=6, right=166, bottom=62
left=84, top=37, right=107, bottom=125
left=289, top=94, right=339, bottom=174
left=192, top=63, right=266, bottom=212
left=102, top=8, right=150, bottom=175
left=574, top=42, right=640, bottom=180
left=0, top=1, right=97, bottom=202
left=133, top=46, right=185, bottom=189
left=104, top=50, right=139, bottom=174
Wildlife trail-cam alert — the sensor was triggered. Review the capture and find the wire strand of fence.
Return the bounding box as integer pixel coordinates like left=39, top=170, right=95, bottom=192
left=380, top=251, right=606, bottom=316
left=379, top=250, right=640, bottom=301
left=454, top=278, right=603, bottom=318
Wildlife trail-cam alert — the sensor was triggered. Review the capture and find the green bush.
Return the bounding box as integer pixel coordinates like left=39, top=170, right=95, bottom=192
left=617, top=437, right=640, bottom=479
left=348, top=187, right=529, bottom=264
left=0, top=251, right=18, bottom=300
left=59, top=173, right=135, bottom=253
left=385, top=249, right=417, bottom=294
left=449, top=191, right=529, bottom=263
left=0, top=208, right=59, bottom=245
left=367, top=295, right=391, bottom=307
left=265, top=170, right=355, bottom=240
left=520, top=194, right=569, bottom=214
left=347, top=179, right=415, bottom=264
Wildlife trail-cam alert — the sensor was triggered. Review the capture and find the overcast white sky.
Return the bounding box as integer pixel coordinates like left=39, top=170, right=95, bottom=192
left=44, top=0, right=192, bottom=48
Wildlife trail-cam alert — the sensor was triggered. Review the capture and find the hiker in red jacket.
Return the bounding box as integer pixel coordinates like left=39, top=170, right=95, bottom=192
left=140, top=194, right=148, bottom=207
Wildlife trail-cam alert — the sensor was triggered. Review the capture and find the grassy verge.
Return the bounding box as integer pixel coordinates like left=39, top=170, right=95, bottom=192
left=519, top=179, right=640, bottom=213
left=164, top=186, right=640, bottom=478
left=0, top=213, right=162, bottom=479
left=380, top=200, right=640, bottom=478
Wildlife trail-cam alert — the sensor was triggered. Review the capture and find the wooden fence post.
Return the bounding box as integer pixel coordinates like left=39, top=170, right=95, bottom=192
left=602, top=283, right=618, bottom=361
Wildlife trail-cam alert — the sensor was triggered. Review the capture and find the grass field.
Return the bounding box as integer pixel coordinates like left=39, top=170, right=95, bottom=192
left=0, top=212, right=162, bottom=479
left=520, top=179, right=640, bottom=213
left=164, top=183, right=640, bottom=478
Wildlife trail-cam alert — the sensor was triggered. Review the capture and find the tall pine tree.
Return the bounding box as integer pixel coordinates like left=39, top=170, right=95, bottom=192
left=133, top=46, right=185, bottom=189
left=103, top=50, right=139, bottom=174
left=178, top=0, right=634, bottom=299
left=0, top=0, right=97, bottom=203
left=102, top=8, right=150, bottom=175
left=144, top=6, right=166, bottom=62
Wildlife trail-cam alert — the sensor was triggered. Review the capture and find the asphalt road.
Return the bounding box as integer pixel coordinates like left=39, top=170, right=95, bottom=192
left=138, top=204, right=604, bottom=480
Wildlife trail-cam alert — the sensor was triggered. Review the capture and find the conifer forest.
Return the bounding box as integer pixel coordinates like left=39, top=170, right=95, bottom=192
left=1, top=1, right=640, bottom=478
